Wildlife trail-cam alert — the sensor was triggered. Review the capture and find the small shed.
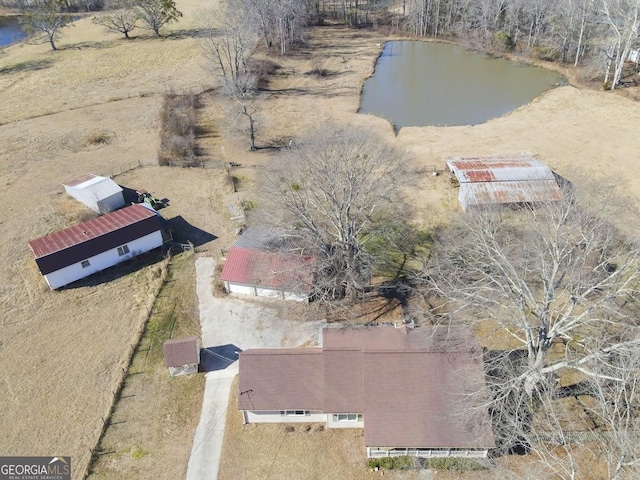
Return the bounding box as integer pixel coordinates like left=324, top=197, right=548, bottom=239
left=163, top=336, right=200, bottom=376
left=63, top=174, right=125, bottom=214
left=220, top=227, right=315, bottom=302
left=446, top=153, right=562, bottom=212
left=28, top=204, right=169, bottom=289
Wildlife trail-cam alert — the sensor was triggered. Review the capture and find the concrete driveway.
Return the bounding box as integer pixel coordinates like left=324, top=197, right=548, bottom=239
left=186, top=257, right=324, bottom=480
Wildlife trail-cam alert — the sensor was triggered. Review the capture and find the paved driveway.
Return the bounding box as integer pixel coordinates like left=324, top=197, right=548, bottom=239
left=186, top=257, right=323, bottom=480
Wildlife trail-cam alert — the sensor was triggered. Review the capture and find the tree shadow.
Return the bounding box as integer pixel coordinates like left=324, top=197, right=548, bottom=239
left=0, top=59, right=53, bottom=75
left=168, top=215, right=217, bottom=247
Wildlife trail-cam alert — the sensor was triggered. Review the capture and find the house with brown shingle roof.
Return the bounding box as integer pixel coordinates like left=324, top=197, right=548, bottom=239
left=238, top=325, right=495, bottom=459
left=445, top=153, right=562, bottom=212
left=220, top=227, right=315, bottom=302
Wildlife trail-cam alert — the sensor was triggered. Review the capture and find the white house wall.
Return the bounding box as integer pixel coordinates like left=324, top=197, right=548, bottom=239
left=243, top=410, right=326, bottom=424
left=326, top=414, right=364, bottom=429
left=96, top=192, right=125, bottom=213
left=44, top=230, right=163, bottom=289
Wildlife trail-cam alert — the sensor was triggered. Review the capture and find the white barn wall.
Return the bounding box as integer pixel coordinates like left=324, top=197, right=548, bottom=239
left=44, top=230, right=163, bottom=289
left=226, top=282, right=309, bottom=302
left=244, top=410, right=325, bottom=424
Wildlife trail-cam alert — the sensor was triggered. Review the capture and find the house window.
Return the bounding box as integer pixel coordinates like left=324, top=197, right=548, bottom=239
left=334, top=413, right=359, bottom=422
left=81, top=260, right=90, bottom=268
left=117, top=245, right=130, bottom=256
left=283, top=410, right=306, bottom=416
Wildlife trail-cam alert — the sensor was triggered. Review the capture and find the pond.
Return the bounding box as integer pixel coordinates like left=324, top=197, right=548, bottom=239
left=0, top=16, right=26, bottom=47
left=359, top=41, right=567, bottom=129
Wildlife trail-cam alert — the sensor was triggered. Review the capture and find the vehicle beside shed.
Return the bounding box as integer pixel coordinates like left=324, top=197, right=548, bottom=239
left=28, top=204, right=170, bottom=289
left=445, top=153, right=562, bottom=212
left=63, top=174, right=125, bottom=214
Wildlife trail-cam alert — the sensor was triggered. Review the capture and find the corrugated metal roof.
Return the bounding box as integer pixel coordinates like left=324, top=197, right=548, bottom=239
left=460, top=180, right=563, bottom=209
left=220, top=247, right=315, bottom=293
left=28, top=204, right=157, bottom=258
left=63, top=174, right=122, bottom=198
left=445, top=154, right=562, bottom=210
left=163, top=336, right=200, bottom=367
left=232, top=226, right=305, bottom=253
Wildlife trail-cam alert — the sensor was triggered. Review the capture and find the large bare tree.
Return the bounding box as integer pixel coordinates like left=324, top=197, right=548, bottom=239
left=261, top=126, right=412, bottom=302
left=426, top=182, right=640, bottom=399
left=20, top=0, right=69, bottom=51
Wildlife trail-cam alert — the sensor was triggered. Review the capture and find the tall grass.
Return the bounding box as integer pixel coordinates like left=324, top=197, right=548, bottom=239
left=159, top=92, right=198, bottom=166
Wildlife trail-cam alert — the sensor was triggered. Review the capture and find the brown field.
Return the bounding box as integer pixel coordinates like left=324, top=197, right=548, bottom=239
left=2, top=0, right=640, bottom=478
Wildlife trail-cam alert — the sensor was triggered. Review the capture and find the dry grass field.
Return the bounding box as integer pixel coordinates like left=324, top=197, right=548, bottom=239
left=2, top=0, right=640, bottom=478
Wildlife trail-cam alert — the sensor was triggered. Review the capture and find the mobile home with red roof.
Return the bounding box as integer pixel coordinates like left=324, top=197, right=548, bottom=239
left=28, top=204, right=170, bottom=289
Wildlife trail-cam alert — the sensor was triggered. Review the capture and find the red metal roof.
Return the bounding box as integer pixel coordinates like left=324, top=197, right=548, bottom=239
left=28, top=204, right=157, bottom=259
left=220, top=247, right=315, bottom=293
left=62, top=173, right=98, bottom=188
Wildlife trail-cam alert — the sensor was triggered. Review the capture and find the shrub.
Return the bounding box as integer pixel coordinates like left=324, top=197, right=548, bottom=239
left=159, top=92, right=198, bottom=166
left=367, top=456, right=414, bottom=470
left=248, top=58, right=280, bottom=89
left=428, top=457, right=489, bottom=471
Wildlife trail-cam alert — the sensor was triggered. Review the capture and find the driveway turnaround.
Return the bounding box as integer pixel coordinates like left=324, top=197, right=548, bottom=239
left=186, top=257, right=323, bottom=480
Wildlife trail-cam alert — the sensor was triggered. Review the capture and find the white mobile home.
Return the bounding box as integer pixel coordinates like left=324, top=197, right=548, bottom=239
left=63, top=174, right=125, bottom=214
left=28, top=204, right=169, bottom=289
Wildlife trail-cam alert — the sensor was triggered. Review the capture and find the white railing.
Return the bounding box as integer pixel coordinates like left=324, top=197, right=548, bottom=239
left=367, top=448, right=488, bottom=459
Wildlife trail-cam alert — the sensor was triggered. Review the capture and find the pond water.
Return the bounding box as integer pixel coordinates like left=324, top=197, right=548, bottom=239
left=0, top=16, right=26, bottom=47
left=359, top=41, right=567, bottom=129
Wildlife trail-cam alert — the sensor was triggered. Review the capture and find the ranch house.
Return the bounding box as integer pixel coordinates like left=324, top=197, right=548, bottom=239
left=238, top=325, right=496, bottom=459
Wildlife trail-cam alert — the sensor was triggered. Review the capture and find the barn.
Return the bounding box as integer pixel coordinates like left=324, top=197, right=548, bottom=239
left=445, top=153, right=562, bottom=212
left=28, top=204, right=171, bottom=289
left=220, top=227, right=315, bottom=302
left=63, top=174, right=125, bottom=214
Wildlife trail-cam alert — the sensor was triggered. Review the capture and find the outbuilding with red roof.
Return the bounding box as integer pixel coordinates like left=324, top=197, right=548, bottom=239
left=220, top=227, right=315, bottom=302
left=28, top=204, right=171, bottom=289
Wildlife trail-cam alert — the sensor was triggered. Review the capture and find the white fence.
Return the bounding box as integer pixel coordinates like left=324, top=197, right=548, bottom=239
left=367, top=447, right=488, bottom=459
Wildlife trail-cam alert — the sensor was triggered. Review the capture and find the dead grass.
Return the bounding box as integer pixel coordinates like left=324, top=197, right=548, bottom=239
left=87, top=253, right=205, bottom=480
left=219, top=377, right=419, bottom=480
left=1, top=0, right=640, bottom=478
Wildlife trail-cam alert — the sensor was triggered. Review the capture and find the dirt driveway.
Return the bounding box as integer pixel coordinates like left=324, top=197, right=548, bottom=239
left=187, top=257, right=324, bottom=479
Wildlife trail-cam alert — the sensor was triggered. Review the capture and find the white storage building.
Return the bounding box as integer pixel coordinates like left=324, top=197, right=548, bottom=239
left=63, top=174, right=125, bottom=214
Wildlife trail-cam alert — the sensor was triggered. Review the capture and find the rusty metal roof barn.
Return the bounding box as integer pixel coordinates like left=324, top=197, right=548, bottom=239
left=446, top=153, right=562, bottom=211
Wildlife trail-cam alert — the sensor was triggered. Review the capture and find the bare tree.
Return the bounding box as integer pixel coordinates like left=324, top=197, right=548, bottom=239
left=200, top=6, right=257, bottom=83
left=261, top=126, right=412, bottom=302
left=426, top=181, right=640, bottom=400
left=135, top=0, right=181, bottom=36
left=223, top=73, right=261, bottom=151
left=20, top=0, right=69, bottom=51
left=598, top=0, right=640, bottom=89
left=93, top=0, right=138, bottom=39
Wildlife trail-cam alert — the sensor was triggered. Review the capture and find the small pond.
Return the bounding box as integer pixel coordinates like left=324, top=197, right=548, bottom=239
left=0, top=16, right=26, bottom=47
left=359, top=41, right=567, bottom=129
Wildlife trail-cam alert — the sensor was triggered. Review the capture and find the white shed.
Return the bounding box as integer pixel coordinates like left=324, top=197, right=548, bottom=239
left=63, top=174, right=125, bottom=214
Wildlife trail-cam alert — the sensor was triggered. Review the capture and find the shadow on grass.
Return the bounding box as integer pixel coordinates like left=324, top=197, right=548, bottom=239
left=168, top=215, right=217, bottom=247
left=0, top=58, right=53, bottom=75
left=62, top=247, right=168, bottom=289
